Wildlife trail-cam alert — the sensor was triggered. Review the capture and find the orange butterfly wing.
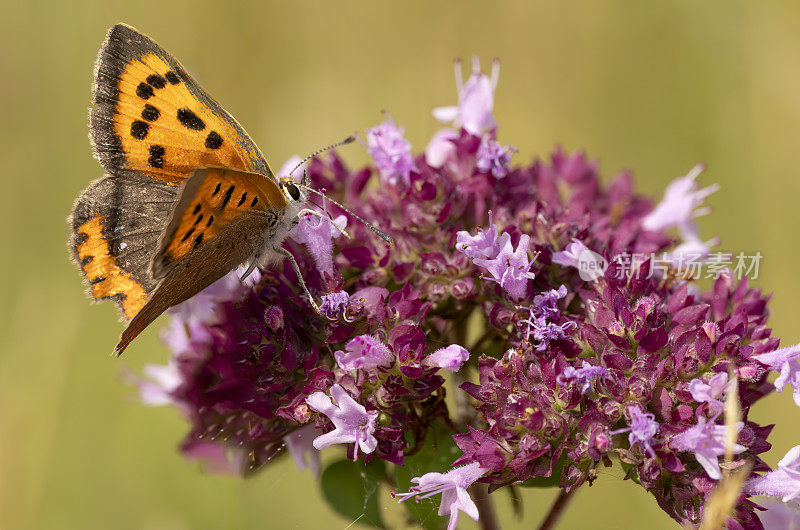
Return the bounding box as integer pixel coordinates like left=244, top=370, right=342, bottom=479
left=91, top=23, right=274, bottom=185
left=151, top=167, right=288, bottom=278
left=72, top=24, right=279, bottom=323
left=115, top=167, right=290, bottom=355
left=69, top=175, right=178, bottom=319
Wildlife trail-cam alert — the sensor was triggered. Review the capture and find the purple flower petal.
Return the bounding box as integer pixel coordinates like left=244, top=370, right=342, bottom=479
left=365, top=115, right=417, bottom=188
left=753, top=344, right=800, bottom=405
left=396, top=461, right=486, bottom=530
left=474, top=233, right=536, bottom=301
left=334, top=335, right=394, bottom=371
left=670, top=416, right=745, bottom=480
left=306, top=384, right=378, bottom=459
left=557, top=360, right=608, bottom=394
left=433, top=57, right=499, bottom=135
left=476, top=135, right=515, bottom=178
left=425, top=344, right=470, bottom=372
left=746, top=445, right=800, bottom=502
left=290, top=213, right=347, bottom=276
left=425, top=128, right=459, bottom=168
left=642, top=164, right=719, bottom=232
left=319, top=291, right=350, bottom=320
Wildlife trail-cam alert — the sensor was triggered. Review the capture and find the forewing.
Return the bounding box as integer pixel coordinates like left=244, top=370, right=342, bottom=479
left=91, top=23, right=274, bottom=185
left=151, top=167, right=287, bottom=278
left=69, top=175, right=177, bottom=319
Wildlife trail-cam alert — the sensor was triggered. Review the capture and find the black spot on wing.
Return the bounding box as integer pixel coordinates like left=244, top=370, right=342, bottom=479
left=251, top=196, right=258, bottom=207
left=177, top=108, right=205, bottom=130
left=130, top=120, right=149, bottom=140
left=220, top=185, right=235, bottom=208
left=193, top=233, right=204, bottom=249
left=136, top=82, right=154, bottom=99
left=193, top=214, right=204, bottom=226
left=148, top=145, right=165, bottom=168
left=146, top=74, right=166, bottom=89
left=206, top=215, right=214, bottom=227
left=165, top=71, right=180, bottom=85
left=192, top=204, right=201, bottom=215
left=205, top=131, right=223, bottom=149
left=181, top=228, right=194, bottom=242
left=212, top=183, right=221, bottom=196
left=237, top=191, right=248, bottom=207
left=141, top=104, right=160, bottom=122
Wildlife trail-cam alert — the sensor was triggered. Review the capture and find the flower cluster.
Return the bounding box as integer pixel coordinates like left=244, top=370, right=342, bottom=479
left=132, top=57, right=795, bottom=529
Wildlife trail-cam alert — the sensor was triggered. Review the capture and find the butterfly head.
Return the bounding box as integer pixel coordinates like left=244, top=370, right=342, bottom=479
left=279, top=178, right=305, bottom=204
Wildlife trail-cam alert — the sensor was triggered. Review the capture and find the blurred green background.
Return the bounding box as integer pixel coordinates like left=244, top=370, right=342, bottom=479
left=2, top=1, right=800, bottom=528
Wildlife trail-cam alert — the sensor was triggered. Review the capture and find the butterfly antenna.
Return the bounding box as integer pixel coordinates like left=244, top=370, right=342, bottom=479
left=289, top=135, right=356, bottom=184
left=295, top=183, right=393, bottom=245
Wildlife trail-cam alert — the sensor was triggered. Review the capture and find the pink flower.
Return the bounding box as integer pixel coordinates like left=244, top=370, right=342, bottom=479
left=688, top=372, right=730, bottom=414
left=746, top=445, right=800, bottom=502
left=755, top=498, right=800, bottom=528
left=474, top=233, right=536, bottom=301
left=642, top=164, right=719, bottom=232
left=365, top=115, right=417, bottom=188
left=551, top=238, right=608, bottom=282
left=425, top=128, right=459, bottom=168
left=136, top=361, right=182, bottom=407
left=670, top=416, right=745, bottom=480
left=283, top=425, right=322, bottom=478
left=289, top=213, right=347, bottom=276
left=753, top=344, right=800, bottom=406
left=433, top=57, right=499, bottom=135
left=551, top=238, right=589, bottom=269
left=319, top=291, right=350, bottom=320
left=476, top=135, right=515, bottom=178
left=610, top=406, right=660, bottom=457
left=455, top=210, right=503, bottom=260
left=306, top=384, right=378, bottom=459
left=424, top=344, right=470, bottom=372
left=159, top=317, right=214, bottom=359
left=276, top=154, right=307, bottom=181
left=334, top=335, right=394, bottom=371
left=395, top=461, right=487, bottom=530
left=661, top=224, right=720, bottom=269
left=557, top=360, right=608, bottom=394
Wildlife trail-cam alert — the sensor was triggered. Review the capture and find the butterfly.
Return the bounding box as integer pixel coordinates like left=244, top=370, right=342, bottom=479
left=69, top=24, right=389, bottom=356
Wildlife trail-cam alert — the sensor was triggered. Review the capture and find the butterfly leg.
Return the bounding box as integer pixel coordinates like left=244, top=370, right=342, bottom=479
left=276, top=247, right=320, bottom=313
left=240, top=260, right=259, bottom=282
left=297, top=208, right=351, bottom=239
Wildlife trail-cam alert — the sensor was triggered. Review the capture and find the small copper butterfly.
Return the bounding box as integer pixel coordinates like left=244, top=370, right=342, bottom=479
left=69, top=24, right=389, bottom=356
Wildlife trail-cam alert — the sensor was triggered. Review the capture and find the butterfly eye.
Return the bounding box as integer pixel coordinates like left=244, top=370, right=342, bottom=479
left=285, top=183, right=301, bottom=201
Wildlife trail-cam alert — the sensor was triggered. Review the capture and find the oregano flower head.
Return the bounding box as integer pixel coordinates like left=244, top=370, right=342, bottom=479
left=130, top=58, right=791, bottom=529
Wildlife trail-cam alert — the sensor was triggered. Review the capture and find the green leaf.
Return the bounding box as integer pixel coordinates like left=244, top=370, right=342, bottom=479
left=394, top=423, right=462, bottom=530
left=519, top=454, right=566, bottom=488
left=320, top=458, right=386, bottom=528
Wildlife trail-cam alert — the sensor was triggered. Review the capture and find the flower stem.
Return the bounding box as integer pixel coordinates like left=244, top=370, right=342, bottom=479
left=537, top=488, right=577, bottom=530
left=470, top=483, right=501, bottom=530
